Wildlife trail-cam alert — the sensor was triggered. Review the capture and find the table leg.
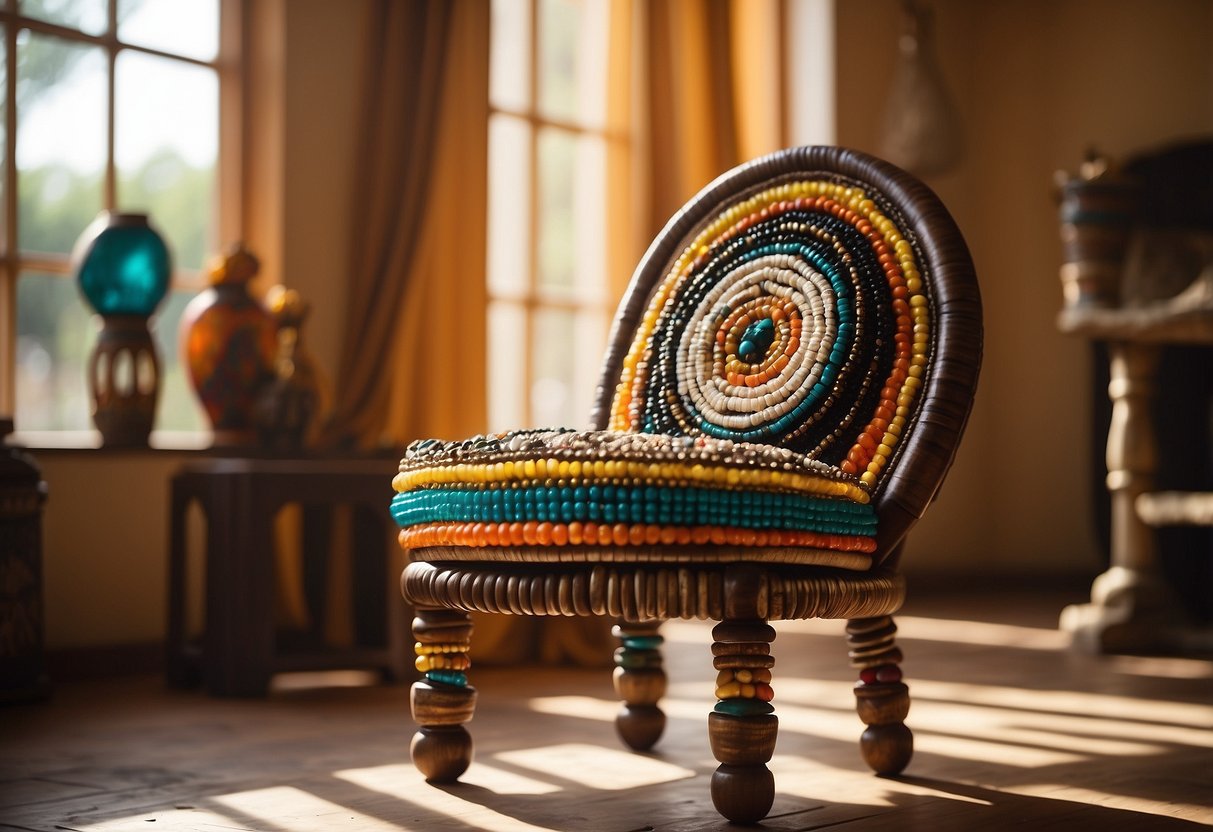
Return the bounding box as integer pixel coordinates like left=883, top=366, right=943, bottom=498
left=1061, top=341, right=1188, bottom=652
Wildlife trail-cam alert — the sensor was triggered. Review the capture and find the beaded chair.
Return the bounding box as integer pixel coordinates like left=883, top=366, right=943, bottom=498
left=392, top=146, right=982, bottom=823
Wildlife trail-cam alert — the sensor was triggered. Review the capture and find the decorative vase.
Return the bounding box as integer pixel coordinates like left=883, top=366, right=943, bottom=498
left=72, top=212, right=171, bottom=447
left=1056, top=153, right=1139, bottom=309
left=254, top=286, right=325, bottom=453
left=180, top=244, right=277, bottom=447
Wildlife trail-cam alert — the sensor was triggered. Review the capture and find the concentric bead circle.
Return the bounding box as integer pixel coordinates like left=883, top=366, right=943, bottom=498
left=611, top=179, right=931, bottom=491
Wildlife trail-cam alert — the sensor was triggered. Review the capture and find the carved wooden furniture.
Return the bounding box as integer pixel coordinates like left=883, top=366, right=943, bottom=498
left=167, top=457, right=409, bottom=696
left=392, top=146, right=982, bottom=822
left=1056, top=140, right=1213, bottom=654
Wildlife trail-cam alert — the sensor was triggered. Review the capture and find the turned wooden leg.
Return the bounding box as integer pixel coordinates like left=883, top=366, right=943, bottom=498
left=708, top=619, right=778, bottom=824
left=847, top=615, right=912, bottom=775
left=612, top=620, right=667, bottom=751
left=410, top=608, right=476, bottom=782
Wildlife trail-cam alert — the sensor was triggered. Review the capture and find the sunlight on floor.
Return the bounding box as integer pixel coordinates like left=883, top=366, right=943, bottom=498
left=1009, top=783, right=1213, bottom=822
left=337, top=763, right=566, bottom=832
left=494, top=743, right=696, bottom=789
left=533, top=667, right=1213, bottom=771
left=211, top=786, right=404, bottom=831
left=768, top=755, right=994, bottom=807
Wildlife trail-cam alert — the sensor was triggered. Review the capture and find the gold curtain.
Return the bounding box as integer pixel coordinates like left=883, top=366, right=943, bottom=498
left=324, top=0, right=490, bottom=450
left=606, top=0, right=786, bottom=304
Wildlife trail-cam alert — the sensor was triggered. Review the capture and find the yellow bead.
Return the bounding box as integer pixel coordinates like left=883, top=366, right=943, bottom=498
left=716, top=681, right=742, bottom=699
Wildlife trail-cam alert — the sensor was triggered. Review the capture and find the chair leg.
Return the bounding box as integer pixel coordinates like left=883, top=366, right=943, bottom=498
left=847, top=615, right=913, bottom=775
left=708, top=619, right=778, bottom=824
left=612, top=620, right=667, bottom=751
left=410, top=607, right=476, bottom=783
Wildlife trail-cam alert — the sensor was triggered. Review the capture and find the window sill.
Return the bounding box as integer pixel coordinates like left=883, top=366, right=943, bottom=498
left=10, top=430, right=214, bottom=454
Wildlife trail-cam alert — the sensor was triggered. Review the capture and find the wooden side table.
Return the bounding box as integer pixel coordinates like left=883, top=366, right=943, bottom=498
left=166, top=457, right=410, bottom=696
left=1055, top=142, right=1213, bottom=653
left=1057, top=305, right=1213, bottom=653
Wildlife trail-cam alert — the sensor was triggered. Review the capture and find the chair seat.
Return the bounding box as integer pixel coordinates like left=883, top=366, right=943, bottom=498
left=392, top=427, right=877, bottom=570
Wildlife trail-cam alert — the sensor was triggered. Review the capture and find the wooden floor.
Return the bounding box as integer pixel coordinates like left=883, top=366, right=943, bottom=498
left=3, top=590, right=1212, bottom=831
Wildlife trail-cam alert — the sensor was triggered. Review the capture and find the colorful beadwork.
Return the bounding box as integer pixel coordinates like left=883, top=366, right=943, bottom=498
left=416, top=640, right=471, bottom=687
left=712, top=625, right=776, bottom=717
left=610, top=178, right=930, bottom=491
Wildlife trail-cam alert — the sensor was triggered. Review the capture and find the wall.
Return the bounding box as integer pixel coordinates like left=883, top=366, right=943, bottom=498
left=832, top=0, right=1213, bottom=579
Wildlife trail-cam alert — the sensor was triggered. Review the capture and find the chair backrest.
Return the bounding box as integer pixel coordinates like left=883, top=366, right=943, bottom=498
left=590, top=147, right=982, bottom=562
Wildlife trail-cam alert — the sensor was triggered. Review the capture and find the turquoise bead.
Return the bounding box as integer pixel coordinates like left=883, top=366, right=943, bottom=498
left=426, top=670, right=468, bottom=687
left=714, top=699, right=775, bottom=716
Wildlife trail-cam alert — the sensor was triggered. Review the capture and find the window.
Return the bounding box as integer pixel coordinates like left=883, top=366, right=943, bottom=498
left=486, top=0, right=616, bottom=432
left=1, top=0, right=237, bottom=438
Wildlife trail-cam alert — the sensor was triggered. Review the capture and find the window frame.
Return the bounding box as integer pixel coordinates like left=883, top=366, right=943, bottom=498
left=486, top=0, right=622, bottom=432
left=0, top=0, right=243, bottom=428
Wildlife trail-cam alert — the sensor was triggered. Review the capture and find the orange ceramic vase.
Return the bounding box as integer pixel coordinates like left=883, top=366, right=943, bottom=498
left=180, top=245, right=277, bottom=446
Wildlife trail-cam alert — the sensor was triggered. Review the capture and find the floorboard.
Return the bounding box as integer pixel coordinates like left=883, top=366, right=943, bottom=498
left=2, top=590, right=1211, bottom=831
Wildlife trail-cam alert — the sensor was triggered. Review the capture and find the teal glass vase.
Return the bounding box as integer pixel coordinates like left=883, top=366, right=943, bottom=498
left=73, top=212, right=172, bottom=446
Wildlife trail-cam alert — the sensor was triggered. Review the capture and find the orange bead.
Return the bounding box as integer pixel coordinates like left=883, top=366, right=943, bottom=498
left=552, top=524, right=569, bottom=546
left=628, top=525, right=646, bottom=546
left=598, top=525, right=614, bottom=546
left=536, top=522, right=553, bottom=545
left=568, top=521, right=584, bottom=545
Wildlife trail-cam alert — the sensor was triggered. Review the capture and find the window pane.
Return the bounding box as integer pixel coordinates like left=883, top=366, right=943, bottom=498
left=118, top=0, right=219, bottom=62
left=537, top=127, right=574, bottom=292
left=20, top=0, right=108, bottom=36
left=571, top=306, right=607, bottom=425
left=572, top=136, right=605, bottom=298
left=487, top=300, right=526, bottom=432
left=538, top=0, right=606, bottom=127
left=16, top=33, right=106, bottom=256
left=537, top=0, right=578, bottom=121
left=532, top=306, right=578, bottom=428
left=490, top=0, right=531, bottom=112
left=115, top=51, right=218, bottom=272
left=154, top=289, right=207, bottom=431
left=15, top=272, right=93, bottom=432
left=487, top=115, right=531, bottom=298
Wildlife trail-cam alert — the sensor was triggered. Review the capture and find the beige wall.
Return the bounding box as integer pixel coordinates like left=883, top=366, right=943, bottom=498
left=833, top=0, right=1213, bottom=577
left=34, top=0, right=1213, bottom=650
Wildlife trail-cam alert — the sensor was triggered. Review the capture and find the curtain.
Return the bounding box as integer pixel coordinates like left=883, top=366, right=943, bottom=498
left=606, top=0, right=786, bottom=303
left=324, top=0, right=490, bottom=450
